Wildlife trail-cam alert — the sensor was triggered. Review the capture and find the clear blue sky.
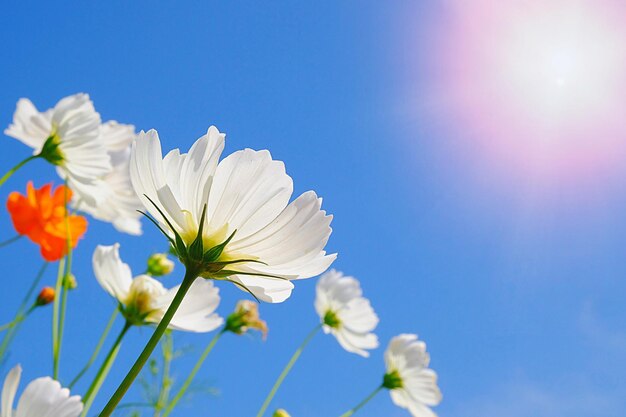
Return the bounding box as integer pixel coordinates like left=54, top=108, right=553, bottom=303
left=1, top=2, right=625, bottom=417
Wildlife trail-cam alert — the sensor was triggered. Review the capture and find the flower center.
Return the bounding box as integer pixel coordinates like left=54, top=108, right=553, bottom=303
left=323, top=310, right=342, bottom=329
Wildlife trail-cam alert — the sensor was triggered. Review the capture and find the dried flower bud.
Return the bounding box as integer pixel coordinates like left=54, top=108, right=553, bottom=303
left=273, top=410, right=291, bottom=417
left=36, top=287, right=55, bottom=306
left=225, top=300, right=268, bottom=339
left=147, top=253, right=175, bottom=277
left=63, top=273, right=78, bottom=290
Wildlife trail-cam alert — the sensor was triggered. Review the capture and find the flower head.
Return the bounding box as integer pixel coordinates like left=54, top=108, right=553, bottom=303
left=225, top=300, right=268, bottom=339
left=7, top=182, right=87, bottom=261
left=93, top=244, right=223, bottom=332
left=129, top=127, right=336, bottom=302
left=5, top=94, right=111, bottom=205
left=147, top=253, right=175, bottom=277
left=1, top=365, right=83, bottom=417
left=383, top=334, right=442, bottom=417
left=315, top=269, right=379, bottom=357
left=273, top=410, right=291, bottom=417
left=35, top=287, right=55, bottom=306
left=75, top=121, right=143, bottom=235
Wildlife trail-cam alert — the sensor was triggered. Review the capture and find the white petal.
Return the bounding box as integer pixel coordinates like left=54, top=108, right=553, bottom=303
left=92, top=244, right=132, bottom=302
left=2, top=365, right=21, bottom=417
left=130, top=130, right=186, bottom=232
left=334, top=329, right=379, bottom=358
left=150, top=279, right=223, bottom=332
left=15, top=377, right=82, bottom=417
left=231, top=275, right=295, bottom=303
left=100, top=121, right=136, bottom=152
left=4, top=99, right=51, bottom=152
left=404, top=369, right=442, bottom=406
left=229, top=191, right=335, bottom=279
left=207, top=148, right=292, bottom=239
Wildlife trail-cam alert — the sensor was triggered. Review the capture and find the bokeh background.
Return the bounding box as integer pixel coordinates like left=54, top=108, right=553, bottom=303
left=1, top=1, right=626, bottom=416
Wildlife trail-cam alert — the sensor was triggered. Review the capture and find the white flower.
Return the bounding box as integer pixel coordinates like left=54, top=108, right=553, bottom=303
left=1, top=365, right=83, bottom=417
left=75, top=121, right=143, bottom=235
left=314, top=269, right=379, bottom=357
left=129, top=127, right=336, bottom=303
left=93, top=244, right=223, bottom=332
left=383, top=334, right=442, bottom=417
left=4, top=94, right=111, bottom=206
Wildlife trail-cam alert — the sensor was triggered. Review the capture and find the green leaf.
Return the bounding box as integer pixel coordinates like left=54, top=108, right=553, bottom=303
left=188, top=204, right=207, bottom=261
left=202, top=229, right=237, bottom=263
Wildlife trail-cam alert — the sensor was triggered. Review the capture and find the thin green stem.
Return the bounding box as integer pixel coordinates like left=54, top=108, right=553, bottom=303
left=52, top=256, right=66, bottom=379
left=80, top=321, right=132, bottom=417
left=56, top=188, right=73, bottom=378
left=338, top=385, right=384, bottom=417
left=255, top=324, right=322, bottom=417
left=99, top=269, right=199, bottom=417
left=0, top=306, right=35, bottom=362
left=153, top=332, right=174, bottom=417
left=162, top=328, right=225, bottom=417
left=0, top=154, right=39, bottom=187
left=0, top=263, right=48, bottom=361
left=0, top=235, right=23, bottom=248
left=69, top=309, right=119, bottom=389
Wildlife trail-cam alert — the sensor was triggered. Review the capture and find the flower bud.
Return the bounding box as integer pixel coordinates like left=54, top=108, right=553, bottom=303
left=273, top=410, right=291, bottom=417
left=63, top=273, right=78, bottom=290
left=36, top=287, right=55, bottom=306
left=225, top=300, right=268, bottom=339
left=147, top=253, right=175, bottom=277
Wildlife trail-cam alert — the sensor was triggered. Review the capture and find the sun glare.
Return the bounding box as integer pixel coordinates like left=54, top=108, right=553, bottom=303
left=428, top=0, right=626, bottom=182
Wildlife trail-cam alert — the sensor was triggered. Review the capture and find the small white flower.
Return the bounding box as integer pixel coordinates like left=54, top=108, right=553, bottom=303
left=5, top=94, right=111, bottom=205
left=383, top=334, right=442, bottom=417
left=76, top=121, right=143, bottom=235
left=314, top=269, right=379, bottom=357
left=129, top=127, right=336, bottom=303
left=93, top=244, right=223, bottom=332
left=1, top=365, right=83, bottom=417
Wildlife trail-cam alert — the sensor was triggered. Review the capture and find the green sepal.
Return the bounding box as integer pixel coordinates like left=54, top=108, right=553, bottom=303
left=202, top=229, right=237, bottom=263
left=188, top=204, right=208, bottom=261
left=39, top=135, right=64, bottom=165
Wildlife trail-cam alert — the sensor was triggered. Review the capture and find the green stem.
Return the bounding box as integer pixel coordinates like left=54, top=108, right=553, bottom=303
left=338, top=385, right=384, bottom=417
left=99, top=269, right=199, bottom=417
left=0, top=306, right=35, bottom=362
left=162, top=328, right=225, bottom=417
left=80, top=321, right=132, bottom=417
left=0, top=235, right=23, bottom=248
left=0, top=263, right=47, bottom=361
left=0, top=154, right=39, bottom=187
left=255, top=324, right=322, bottom=417
left=153, top=332, right=174, bottom=417
left=51, top=256, right=66, bottom=379
left=69, top=309, right=119, bottom=389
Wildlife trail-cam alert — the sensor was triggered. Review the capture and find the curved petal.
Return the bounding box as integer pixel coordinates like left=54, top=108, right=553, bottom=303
left=15, top=377, right=82, bottom=417
left=229, top=191, right=335, bottom=280
left=231, top=275, right=295, bottom=303
left=92, top=244, right=132, bottom=302
left=149, top=279, right=223, bottom=332
left=2, top=365, right=21, bottom=417
left=208, top=148, right=292, bottom=239
left=99, top=121, right=136, bottom=152
left=334, top=329, right=379, bottom=358
left=4, top=99, right=51, bottom=152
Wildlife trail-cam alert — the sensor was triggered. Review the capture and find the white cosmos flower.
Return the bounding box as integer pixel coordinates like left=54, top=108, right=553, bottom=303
left=4, top=94, right=111, bottom=206
left=76, top=121, right=143, bottom=235
left=384, top=334, right=442, bottom=417
left=129, top=127, right=336, bottom=303
left=314, top=269, right=379, bottom=357
left=1, top=365, right=83, bottom=417
left=93, top=244, right=223, bottom=332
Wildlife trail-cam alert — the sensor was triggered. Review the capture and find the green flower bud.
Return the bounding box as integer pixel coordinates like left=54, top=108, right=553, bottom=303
left=273, top=410, right=291, bottom=417
left=63, top=274, right=78, bottom=290
left=147, top=253, right=175, bottom=277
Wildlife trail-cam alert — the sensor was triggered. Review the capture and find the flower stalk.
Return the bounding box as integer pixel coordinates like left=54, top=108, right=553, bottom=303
left=162, top=327, right=225, bottom=417
left=338, top=385, right=384, bottom=417
left=0, top=154, right=40, bottom=187
left=99, top=267, right=199, bottom=417
left=81, top=321, right=132, bottom=417
left=255, top=324, right=322, bottom=417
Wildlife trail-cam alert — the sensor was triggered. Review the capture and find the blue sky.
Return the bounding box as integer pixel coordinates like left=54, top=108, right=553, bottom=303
left=1, top=2, right=625, bottom=417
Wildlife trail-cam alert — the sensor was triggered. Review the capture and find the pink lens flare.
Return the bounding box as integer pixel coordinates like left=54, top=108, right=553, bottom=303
left=410, top=0, right=626, bottom=186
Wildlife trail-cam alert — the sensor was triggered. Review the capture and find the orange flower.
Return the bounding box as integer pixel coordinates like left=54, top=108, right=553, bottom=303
left=7, top=182, right=87, bottom=261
